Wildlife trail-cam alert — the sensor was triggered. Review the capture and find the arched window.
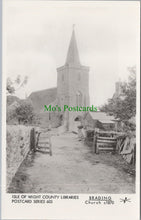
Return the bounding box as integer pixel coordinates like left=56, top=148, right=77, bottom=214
left=76, top=91, right=83, bottom=106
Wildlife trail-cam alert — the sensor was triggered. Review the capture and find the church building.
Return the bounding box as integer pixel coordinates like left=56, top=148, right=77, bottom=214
left=57, top=27, right=90, bottom=110
left=56, top=27, right=90, bottom=130
left=29, top=27, right=90, bottom=130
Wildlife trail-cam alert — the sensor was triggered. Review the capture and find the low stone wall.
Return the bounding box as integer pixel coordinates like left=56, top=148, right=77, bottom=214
left=6, top=125, right=33, bottom=190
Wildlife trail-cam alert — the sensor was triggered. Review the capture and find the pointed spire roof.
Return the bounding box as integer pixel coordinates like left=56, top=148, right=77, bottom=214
left=65, top=26, right=81, bottom=66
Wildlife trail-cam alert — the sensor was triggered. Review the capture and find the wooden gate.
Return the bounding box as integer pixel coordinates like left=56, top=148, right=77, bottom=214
left=36, top=129, right=52, bottom=156
left=93, top=129, right=118, bottom=154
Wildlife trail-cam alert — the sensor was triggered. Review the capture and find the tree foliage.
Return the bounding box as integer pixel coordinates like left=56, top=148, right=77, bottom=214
left=100, top=66, right=136, bottom=122
left=6, top=75, right=28, bottom=95
left=16, top=101, right=34, bottom=124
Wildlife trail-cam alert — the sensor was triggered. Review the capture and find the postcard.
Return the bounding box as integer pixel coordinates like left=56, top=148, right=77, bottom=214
left=1, top=0, right=140, bottom=220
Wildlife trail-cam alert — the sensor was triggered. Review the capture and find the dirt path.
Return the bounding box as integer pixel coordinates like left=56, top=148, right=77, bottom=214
left=8, top=132, right=135, bottom=193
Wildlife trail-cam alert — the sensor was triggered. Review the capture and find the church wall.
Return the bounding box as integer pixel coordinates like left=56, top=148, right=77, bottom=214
left=56, top=29, right=90, bottom=131
left=57, top=65, right=90, bottom=109
left=68, top=66, right=90, bottom=107
left=57, top=66, right=69, bottom=109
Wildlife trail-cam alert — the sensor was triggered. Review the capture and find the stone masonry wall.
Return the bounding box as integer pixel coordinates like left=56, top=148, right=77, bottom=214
left=6, top=125, right=33, bottom=190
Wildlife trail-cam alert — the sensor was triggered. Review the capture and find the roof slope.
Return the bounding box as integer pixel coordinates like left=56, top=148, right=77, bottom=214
left=28, top=87, right=57, bottom=112
left=7, top=95, right=21, bottom=106
left=65, top=29, right=81, bottom=66
left=89, top=112, right=115, bottom=124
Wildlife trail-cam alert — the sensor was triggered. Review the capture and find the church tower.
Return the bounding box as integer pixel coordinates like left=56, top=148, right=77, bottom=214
left=56, top=27, right=90, bottom=129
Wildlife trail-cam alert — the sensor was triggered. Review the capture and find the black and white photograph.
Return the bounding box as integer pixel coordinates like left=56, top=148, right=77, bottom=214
left=0, top=0, right=140, bottom=220
left=1, top=1, right=140, bottom=219
left=5, top=0, right=139, bottom=194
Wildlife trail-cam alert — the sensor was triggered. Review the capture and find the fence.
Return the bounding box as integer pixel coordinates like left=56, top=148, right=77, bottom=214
left=92, top=129, right=118, bottom=154
left=85, top=128, right=135, bottom=165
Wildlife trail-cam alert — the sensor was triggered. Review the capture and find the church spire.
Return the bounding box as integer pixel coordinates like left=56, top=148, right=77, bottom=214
left=65, top=26, right=81, bottom=66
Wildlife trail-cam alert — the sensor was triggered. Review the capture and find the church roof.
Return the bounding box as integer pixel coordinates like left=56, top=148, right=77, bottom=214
left=65, top=28, right=81, bottom=66
left=89, top=112, right=116, bottom=124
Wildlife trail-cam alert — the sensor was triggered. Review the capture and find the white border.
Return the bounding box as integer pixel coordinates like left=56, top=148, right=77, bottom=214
left=1, top=1, right=140, bottom=220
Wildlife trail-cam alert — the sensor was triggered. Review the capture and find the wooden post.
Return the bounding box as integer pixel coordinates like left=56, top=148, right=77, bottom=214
left=30, top=128, right=36, bottom=152
left=49, top=112, right=52, bottom=131
left=116, top=138, right=120, bottom=153
left=95, top=132, right=99, bottom=154
left=93, top=131, right=97, bottom=154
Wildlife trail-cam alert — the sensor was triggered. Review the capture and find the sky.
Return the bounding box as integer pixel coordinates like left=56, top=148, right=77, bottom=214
left=4, top=0, right=139, bottom=106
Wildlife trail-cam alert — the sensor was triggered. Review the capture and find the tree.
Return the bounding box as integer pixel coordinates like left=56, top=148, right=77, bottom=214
left=15, top=101, right=34, bottom=124
left=100, top=66, right=136, bottom=122
left=6, top=75, right=28, bottom=95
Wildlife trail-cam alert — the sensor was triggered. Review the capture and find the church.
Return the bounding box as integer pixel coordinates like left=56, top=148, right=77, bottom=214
left=57, top=27, right=90, bottom=110
left=29, top=27, right=90, bottom=130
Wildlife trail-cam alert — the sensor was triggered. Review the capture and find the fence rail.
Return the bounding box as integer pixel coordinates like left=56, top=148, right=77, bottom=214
left=92, top=129, right=118, bottom=154
left=86, top=128, right=136, bottom=165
